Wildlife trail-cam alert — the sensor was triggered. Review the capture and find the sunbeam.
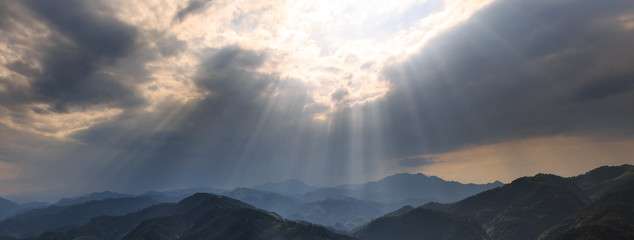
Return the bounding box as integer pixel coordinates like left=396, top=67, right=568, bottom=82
left=1, top=0, right=633, bottom=208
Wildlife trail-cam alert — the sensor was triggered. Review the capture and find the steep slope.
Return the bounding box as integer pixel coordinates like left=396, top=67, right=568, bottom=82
left=287, top=197, right=385, bottom=231
left=304, top=173, right=502, bottom=207
left=223, top=187, right=304, bottom=216
left=124, top=207, right=352, bottom=240
left=570, top=164, right=634, bottom=200
left=423, top=174, right=586, bottom=240
left=0, top=197, right=159, bottom=238
left=539, top=186, right=634, bottom=240
left=354, top=207, right=487, bottom=240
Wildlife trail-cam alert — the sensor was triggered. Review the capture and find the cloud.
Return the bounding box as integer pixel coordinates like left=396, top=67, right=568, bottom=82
left=0, top=0, right=145, bottom=111
left=172, top=0, right=213, bottom=24
left=398, top=157, right=437, bottom=167
left=368, top=0, right=634, bottom=157
left=67, top=46, right=326, bottom=191
left=2, top=0, right=634, bottom=197
left=157, top=35, right=188, bottom=57
left=571, top=75, right=634, bottom=102
left=24, top=0, right=137, bottom=59
left=331, top=89, right=349, bottom=102
left=0, top=0, right=153, bottom=138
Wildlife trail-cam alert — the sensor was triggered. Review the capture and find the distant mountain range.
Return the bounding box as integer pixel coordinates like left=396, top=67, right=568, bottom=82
left=0, top=165, right=630, bottom=239
left=252, top=179, right=317, bottom=196
left=54, top=191, right=134, bottom=206
left=303, top=173, right=503, bottom=207
left=0, top=196, right=159, bottom=238
left=0, top=197, right=49, bottom=221
left=33, top=193, right=352, bottom=240
left=228, top=172, right=503, bottom=231
left=288, top=197, right=386, bottom=231
left=0, top=172, right=504, bottom=238
left=222, top=187, right=304, bottom=216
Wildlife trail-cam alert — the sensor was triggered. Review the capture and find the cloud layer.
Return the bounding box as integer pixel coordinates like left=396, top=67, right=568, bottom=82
left=1, top=0, right=633, bottom=199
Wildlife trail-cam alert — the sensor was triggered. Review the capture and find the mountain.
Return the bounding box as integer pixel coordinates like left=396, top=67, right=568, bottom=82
left=0, top=196, right=159, bottom=238
left=223, top=187, right=304, bottom=216
left=18, top=202, right=49, bottom=210
left=570, top=164, right=634, bottom=200
left=35, top=193, right=351, bottom=240
left=354, top=207, right=488, bottom=240
left=0, top=198, right=51, bottom=222
left=55, top=191, right=134, bottom=206
left=0, top=198, right=20, bottom=221
left=382, top=205, right=415, bottom=218
left=253, top=179, right=316, bottom=196
left=287, top=197, right=386, bottom=231
left=415, top=165, right=634, bottom=240
left=149, top=187, right=227, bottom=197
left=138, top=187, right=226, bottom=204
left=304, top=173, right=503, bottom=208
left=539, top=186, right=634, bottom=240
left=422, top=173, right=586, bottom=240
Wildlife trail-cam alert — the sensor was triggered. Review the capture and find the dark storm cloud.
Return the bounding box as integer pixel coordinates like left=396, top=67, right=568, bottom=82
left=70, top=46, right=324, bottom=191
left=172, top=0, right=213, bottom=24
left=0, top=0, right=146, bottom=113
left=571, top=75, right=634, bottom=102
left=6, top=0, right=634, bottom=195
left=331, top=89, right=349, bottom=102
left=24, top=0, right=137, bottom=59
left=98, top=0, right=634, bottom=192
left=362, top=0, right=634, bottom=157
left=31, top=48, right=141, bottom=112
left=158, top=35, right=188, bottom=57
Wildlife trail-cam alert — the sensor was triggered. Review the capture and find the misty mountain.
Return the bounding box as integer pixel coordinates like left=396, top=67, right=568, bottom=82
left=54, top=191, right=134, bottom=206
left=17, top=202, right=49, bottom=210
left=147, top=187, right=227, bottom=197
left=287, top=197, right=386, bottom=231
left=0, top=197, right=159, bottom=238
left=35, top=193, right=351, bottom=240
left=0, top=165, right=629, bottom=240
left=0, top=198, right=19, bottom=221
left=0, top=198, right=49, bottom=222
left=139, top=187, right=226, bottom=204
left=382, top=205, right=415, bottom=218
left=223, top=187, right=304, bottom=216
left=253, top=179, right=316, bottom=196
left=354, top=207, right=488, bottom=240
left=304, top=173, right=503, bottom=208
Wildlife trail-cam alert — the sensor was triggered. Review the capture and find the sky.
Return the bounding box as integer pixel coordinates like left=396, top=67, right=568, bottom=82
left=1, top=0, right=634, bottom=202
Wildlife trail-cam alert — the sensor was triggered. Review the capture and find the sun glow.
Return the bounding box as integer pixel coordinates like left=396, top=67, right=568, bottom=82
left=137, top=0, right=495, bottom=113
left=0, top=0, right=495, bottom=140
